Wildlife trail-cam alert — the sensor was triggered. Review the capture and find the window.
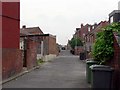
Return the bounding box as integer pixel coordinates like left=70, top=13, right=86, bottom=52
left=110, top=16, right=113, bottom=24
left=88, top=27, right=91, bottom=32
left=20, top=39, right=24, bottom=50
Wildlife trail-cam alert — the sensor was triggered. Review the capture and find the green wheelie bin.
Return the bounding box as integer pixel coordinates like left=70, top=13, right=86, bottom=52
left=86, top=60, right=98, bottom=83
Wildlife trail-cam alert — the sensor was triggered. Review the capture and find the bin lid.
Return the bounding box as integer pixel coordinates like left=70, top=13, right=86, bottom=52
left=86, top=60, right=98, bottom=64
left=90, top=65, right=114, bottom=71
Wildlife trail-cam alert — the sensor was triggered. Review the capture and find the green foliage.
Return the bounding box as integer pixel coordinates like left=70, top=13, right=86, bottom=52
left=92, top=22, right=120, bottom=65
left=92, top=31, right=114, bottom=64
left=69, top=37, right=83, bottom=49
left=37, top=59, right=45, bottom=65
left=102, top=22, right=120, bottom=33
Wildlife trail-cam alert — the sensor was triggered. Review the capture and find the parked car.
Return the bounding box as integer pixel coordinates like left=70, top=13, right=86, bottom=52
left=62, top=47, right=66, bottom=50
left=70, top=49, right=74, bottom=54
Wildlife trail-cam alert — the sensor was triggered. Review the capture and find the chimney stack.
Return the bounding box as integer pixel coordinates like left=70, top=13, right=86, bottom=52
left=94, top=23, right=98, bottom=28
left=22, top=25, right=26, bottom=28
left=81, top=23, right=83, bottom=28
left=76, top=28, right=80, bottom=31
left=118, top=1, right=120, bottom=10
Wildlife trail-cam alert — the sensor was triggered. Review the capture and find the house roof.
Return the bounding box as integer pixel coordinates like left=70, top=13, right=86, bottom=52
left=109, top=10, right=120, bottom=17
left=20, top=26, right=44, bottom=36
left=20, top=30, right=30, bottom=36
left=20, top=34, right=56, bottom=39
left=84, top=21, right=109, bottom=36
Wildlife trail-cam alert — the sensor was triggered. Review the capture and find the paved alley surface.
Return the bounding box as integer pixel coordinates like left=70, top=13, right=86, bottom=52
left=3, top=50, right=89, bottom=88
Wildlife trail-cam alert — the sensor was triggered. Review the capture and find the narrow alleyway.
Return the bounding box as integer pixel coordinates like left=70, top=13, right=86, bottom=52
left=3, top=50, right=89, bottom=88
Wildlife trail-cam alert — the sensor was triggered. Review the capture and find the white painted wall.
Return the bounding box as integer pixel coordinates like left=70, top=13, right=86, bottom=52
left=43, top=54, right=57, bottom=61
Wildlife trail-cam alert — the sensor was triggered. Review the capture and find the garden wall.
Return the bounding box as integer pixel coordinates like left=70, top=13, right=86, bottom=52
left=107, top=35, right=120, bottom=90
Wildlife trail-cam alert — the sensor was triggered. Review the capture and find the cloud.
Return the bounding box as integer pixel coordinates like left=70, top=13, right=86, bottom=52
left=20, top=0, right=119, bottom=45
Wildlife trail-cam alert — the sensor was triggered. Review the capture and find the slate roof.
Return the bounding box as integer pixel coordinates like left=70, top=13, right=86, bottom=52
left=20, top=26, right=44, bottom=36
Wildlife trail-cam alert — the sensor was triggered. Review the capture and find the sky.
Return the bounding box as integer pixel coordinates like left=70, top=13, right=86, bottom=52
left=20, top=0, right=120, bottom=45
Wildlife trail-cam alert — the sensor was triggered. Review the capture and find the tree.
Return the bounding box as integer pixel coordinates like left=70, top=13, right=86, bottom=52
left=69, top=37, right=83, bottom=49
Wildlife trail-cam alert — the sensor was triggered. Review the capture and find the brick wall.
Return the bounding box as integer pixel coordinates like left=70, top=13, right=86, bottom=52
left=107, top=35, right=120, bottom=90
left=43, top=36, right=49, bottom=55
left=48, top=35, right=58, bottom=55
left=42, top=35, right=58, bottom=56
left=1, top=1, right=21, bottom=80
left=79, top=24, right=91, bottom=41
left=26, top=39, right=38, bottom=69
left=2, top=49, right=22, bottom=80
left=112, top=36, right=120, bottom=90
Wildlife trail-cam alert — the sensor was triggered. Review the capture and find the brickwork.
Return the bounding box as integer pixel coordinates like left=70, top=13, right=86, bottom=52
left=84, top=21, right=109, bottom=53
left=106, top=35, right=120, bottom=90
left=2, top=49, right=22, bottom=80
left=26, top=39, right=38, bottom=69
left=41, top=35, right=58, bottom=56
left=1, top=1, right=21, bottom=80
left=48, top=35, right=58, bottom=55
left=75, top=24, right=92, bottom=41
left=112, top=36, right=120, bottom=90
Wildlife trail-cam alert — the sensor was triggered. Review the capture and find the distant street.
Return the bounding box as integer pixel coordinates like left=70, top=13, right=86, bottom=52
left=3, top=50, right=89, bottom=88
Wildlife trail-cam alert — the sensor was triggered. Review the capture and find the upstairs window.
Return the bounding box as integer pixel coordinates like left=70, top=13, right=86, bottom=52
left=88, top=27, right=91, bottom=32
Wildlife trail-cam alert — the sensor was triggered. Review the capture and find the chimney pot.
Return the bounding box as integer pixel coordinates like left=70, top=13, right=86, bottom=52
left=22, top=25, right=26, bottom=28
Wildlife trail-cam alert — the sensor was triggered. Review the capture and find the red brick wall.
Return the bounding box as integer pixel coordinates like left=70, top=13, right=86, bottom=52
left=0, top=1, right=20, bottom=48
left=107, top=35, right=120, bottom=90
left=26, top=39, right=38, bottom=69
left=112, top=36, right=120, bottom=90
left=91, top=21, right=109, bottom=43
left=79, top=24, right=90, bottom=41
left=1, top=1, right=21, bottom=80
left=0, top=2, right=2, bottom=48
left=2, top=49, right=22, bottom=80
left=48, top=35, right=58, bottom=55
left=43, top=35, right=58, bottom=55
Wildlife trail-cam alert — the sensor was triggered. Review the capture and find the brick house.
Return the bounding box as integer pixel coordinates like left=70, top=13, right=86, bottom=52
left=20, top=34, right=39, bottom=69
left=21, top=25, right=43, bottom=35
left=75, top=24, right=93, bottom=41
left=0, top=1, right=23, bottom=80
left=20, top=26, right=58, bottom=62
left=20, top=26, right=44, bottom=55
left=84, top=21, right=109, bottom=58
left=20, top=26, right=44, bottom=69
left=73, top=24, right=93, bottom=55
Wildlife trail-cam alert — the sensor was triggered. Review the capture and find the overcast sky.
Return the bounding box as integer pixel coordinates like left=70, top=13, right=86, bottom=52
left=20, top=0, right=119, bottom=45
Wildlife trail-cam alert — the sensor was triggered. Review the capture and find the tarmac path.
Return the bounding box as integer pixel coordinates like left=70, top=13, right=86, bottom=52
left=3, top=50, right=89, bottom=88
